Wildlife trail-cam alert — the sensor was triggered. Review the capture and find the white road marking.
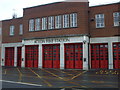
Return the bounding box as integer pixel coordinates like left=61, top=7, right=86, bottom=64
left=0, top=80, right=42, bottom=87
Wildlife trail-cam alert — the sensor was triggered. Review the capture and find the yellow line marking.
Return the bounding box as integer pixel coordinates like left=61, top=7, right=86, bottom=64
left=2, top=72, right=39, bottom=78
left=28, top=68, right=52, bottom=87
left=42, top=69, right=87, bottom=88
left=17, top=68, right=22, bottom=75
left=17, top=68, right=22, bottom=81
left=42, top=69, right=66, bottom=80
left=91, top=81, right=105, bottom=83
left=53, top=69, right=74, bottom=76
left=71, top=70, right=87, bottom=80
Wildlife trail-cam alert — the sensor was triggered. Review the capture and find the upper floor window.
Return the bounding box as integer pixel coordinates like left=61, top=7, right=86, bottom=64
left=63, top=14, right=69, bottom=28
left=29, top=19, right=34, bottom=31
left=35, top=18, right=40, bottom=31
left=42, top=17, right=47, bottom=30
left=48, top=16, right=54, bottom=30
left=55, top=15, right=62, bottom=29
left=10, top=25, right=14, bottom=36
left=113, top=12, right=120, bottom=26
left=19, top=24, right=23, bottom=35
left=95, top=14, right=105, bottom=28
left=70, top=13, right=77, bottom=27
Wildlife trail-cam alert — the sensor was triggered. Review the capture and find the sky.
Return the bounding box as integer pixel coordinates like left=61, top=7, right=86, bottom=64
left=0, top=0, right=119, bottom=20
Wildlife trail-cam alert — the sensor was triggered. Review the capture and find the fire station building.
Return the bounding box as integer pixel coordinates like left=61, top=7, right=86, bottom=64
left=1, top=1, right=120, bottom=70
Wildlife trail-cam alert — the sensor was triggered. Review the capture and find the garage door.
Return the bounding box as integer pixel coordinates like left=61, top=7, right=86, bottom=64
left=5, top=47, right=14, bottom=66
left=91, top=44, right=108, bottom=69
left=43, top=44, right=60, bottom=68
left=113, top=42, right=120, bottom=69
left=65, top=43, right=83, bottom=69
left=25, top=45, right=39, bottom=68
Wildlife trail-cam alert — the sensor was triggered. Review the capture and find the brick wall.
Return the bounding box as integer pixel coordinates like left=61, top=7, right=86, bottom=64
left=89, top=3, right=120, bottom=37
left=23, top=2, right=89, bottom=39
left=2, top=18, right=23, bottom=43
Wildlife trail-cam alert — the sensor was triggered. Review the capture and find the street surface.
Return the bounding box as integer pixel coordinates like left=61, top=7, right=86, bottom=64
left=1, top=67, right=120, bottom=89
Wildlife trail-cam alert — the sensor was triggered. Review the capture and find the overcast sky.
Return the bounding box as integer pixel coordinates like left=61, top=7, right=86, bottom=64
left=0, top=0, right=119, bottom=20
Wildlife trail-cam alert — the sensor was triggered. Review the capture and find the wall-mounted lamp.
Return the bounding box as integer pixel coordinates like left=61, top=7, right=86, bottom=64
left=83, top=40, right=86, bottom=44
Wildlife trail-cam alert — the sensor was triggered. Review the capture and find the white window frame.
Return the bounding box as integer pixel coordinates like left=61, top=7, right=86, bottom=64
left=42, top=17, right=47, bottom=30
left=35, top=18, right=40, bottom=31
left=70, top=13, right=77, bottom=27
left=19, top=24, right=23, bottom=35
left=48, top=16, right=54, bottom=30
left=55, top=15, right=62, bottom=29
left=29, top=19, right=34, bottom=31
left=95, top=14, right=105, bottom=28
left=10, top=25, right=14, bottom=36
left=113, top=12, right=120, bottom=26
left=63, top=14, right=69, bottom=28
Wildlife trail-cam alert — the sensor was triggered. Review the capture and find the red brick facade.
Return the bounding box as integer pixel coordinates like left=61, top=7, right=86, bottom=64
left=1, top=2, right=120, bottom=70
left=2, top=2, right=120, bottom=43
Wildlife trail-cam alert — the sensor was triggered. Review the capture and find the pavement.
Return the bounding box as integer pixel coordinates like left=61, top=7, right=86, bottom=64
left=1, top=67, right=120, bottom=89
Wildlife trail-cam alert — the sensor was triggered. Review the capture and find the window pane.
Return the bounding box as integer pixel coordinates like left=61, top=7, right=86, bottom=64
left=55, top=15, right=62, bottom=29
left=29, top=19, right=34, bottom=31
left=48, top=16, right=54, bottom=30
left=35, top=18, right=40, bottom=31
left=19, top=24, right=23, bottom=35
left=70, top=13, right=77, bottom=27
left=95, top=14, right=105, bottom=28
left=63, top=14, right=69, bottom=28
left=42, top=17, right=47, bottom=30
left=113, top=12, right=120, bottom=26
left=10, top=25, right=14, bottom=36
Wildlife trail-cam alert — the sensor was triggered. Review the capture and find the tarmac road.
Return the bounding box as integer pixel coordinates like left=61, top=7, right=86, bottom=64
left=1, top=67, right=120, bottom=89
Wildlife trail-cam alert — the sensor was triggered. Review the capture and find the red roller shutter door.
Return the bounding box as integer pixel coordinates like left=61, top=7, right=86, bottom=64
left=113, top=43, right=120, bottom=69
left=5, top=47, right=14, bottom=66
left=17, top=47, right=22, bottom=67
left=25, top=45, right=38, bottom=68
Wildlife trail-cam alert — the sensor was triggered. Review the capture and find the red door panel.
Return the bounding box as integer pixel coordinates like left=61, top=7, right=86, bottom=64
left=43, top=45, right=52, bottom=68
left=25, top=45, right=38, bottom=68
left=43, top=44, right=60, bottom=69
left=75, top=44, right=83, bottom=69
left=113, top=43, right=120, bottom=69
left=65, top=43, right=83, bottom=69
left=91, top=44, right=108, bottom=69
left=99, top=44, right=108, bottom=69
left=65, top=44, right=74, bottom=69
left=91, top=45, right=100, bottom=69
left=53, top=45, right=60, bottom=68
left=17, top=47, right=22, bottom=67
left=5, top=47, right=14, bottom=67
